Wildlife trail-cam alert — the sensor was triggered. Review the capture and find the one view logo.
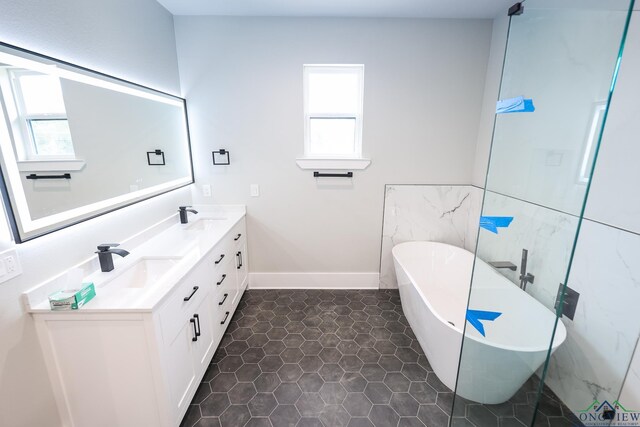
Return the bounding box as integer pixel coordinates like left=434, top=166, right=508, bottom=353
left=577, top=400, right=640, bottom=426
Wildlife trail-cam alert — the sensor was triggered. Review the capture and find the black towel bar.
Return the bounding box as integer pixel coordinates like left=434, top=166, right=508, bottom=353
left=26, top=173, right=71, bottom=180
left=313, top=172, right=353, bottom=178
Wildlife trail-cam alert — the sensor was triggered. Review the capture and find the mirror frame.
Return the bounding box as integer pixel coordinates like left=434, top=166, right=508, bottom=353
left=0, top=41, right=194, bottom=243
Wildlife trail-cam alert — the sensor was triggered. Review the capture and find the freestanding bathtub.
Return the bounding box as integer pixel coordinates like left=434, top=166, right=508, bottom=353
left=392, top=241, right=566, bottom=404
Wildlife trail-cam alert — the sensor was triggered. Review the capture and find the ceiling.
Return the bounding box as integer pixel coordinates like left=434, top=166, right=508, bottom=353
left=156, top=0, right=514, bottom=18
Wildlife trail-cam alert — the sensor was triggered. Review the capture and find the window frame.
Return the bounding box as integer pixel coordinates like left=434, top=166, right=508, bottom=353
left=4, top=69, right=76, bottom=161
left=302, top=64, right=365, bottom=160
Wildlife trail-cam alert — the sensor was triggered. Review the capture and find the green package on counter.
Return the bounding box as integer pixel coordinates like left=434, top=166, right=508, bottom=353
left=48, top=283, right=96, bottom=310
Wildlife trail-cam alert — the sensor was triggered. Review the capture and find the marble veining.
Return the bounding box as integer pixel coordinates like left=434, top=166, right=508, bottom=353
left=379, top=185, right=482, bottom=289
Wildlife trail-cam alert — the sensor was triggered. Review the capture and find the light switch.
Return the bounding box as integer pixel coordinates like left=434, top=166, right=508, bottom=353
left=202, top=184, right=212, bottom=197
left=250, top=184, right=260, bottom=197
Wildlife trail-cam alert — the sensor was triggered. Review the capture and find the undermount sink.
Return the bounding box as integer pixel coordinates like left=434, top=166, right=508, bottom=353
left=100, top=257, right=182, bottom=289
left=186, top=218, right=226, bottom=231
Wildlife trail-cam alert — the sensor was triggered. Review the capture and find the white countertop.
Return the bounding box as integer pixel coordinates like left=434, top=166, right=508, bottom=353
left=24, top=206, right=245, bottom=314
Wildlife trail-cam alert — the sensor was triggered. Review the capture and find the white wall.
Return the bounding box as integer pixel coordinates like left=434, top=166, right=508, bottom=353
left=471, top=14, right=509, bottom=187
left=0, top=1, right=187, bottom=426
left=175, top=17, right=493, bottom=280
left=0, top=0, right=180, bottom=95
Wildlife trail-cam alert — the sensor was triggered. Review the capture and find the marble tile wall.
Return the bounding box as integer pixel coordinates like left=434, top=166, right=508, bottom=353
left=474, top=188, right=640, bottom=415
left=476, top=191, right=579, bottom=310
left=620, top=343, right=640, bottom=411
left=545, top=12, right=640, bottom=415
left=544, top=220, right=640, bottom=412
left=379, top=185, right=483, bottom=289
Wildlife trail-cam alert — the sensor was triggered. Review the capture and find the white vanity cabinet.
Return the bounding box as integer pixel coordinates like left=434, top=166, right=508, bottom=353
left=29, top=214, right=248, bottom=427
left=157, top=255, right=216, bottom=421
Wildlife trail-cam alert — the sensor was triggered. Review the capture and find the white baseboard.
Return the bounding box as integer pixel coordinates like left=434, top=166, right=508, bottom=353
left=248, top=272, right=380, bottom=289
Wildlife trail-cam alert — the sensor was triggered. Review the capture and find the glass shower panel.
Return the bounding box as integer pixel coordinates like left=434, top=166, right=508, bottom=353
left=451, top=1, right=633, bottom=426
left=485, top=0, right=631, bottom=215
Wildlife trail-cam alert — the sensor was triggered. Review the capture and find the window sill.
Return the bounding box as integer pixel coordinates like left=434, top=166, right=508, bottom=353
left=296, top=158, right=371, bottom=170
left=17, top=159, right=86, bottom=172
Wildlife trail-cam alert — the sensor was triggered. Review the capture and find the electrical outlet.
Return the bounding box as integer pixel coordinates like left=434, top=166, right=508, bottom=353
left=250, top=184, right=260, bottom=197
left=0, top=249, right=21, bottom=284
left=202, top=184, right=212, bottom=197
left=4, top=256, right=16, bottom=273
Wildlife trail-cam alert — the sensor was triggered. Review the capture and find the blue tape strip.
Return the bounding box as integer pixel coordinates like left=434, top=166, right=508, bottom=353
left=466, top=309, right=502, bottom=337
left=496, top=96, right=535, bottom=114
left=479, top=216, right=513, bottom=234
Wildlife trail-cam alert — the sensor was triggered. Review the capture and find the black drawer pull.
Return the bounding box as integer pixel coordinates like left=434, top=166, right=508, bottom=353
left=190, top=318, right=198, bottom=342
left=183, top=286, right=199, bottom=301
left=217, top=274, right=227, bottom=286
left=236, top=251, right=243, bottom=269
left=194, top=314, right=201, bottom=337
left=221, top=312, right=230, bottom=325
left=234, top=233, right=242, bottom=241
left=214, top=254, right=225, bottom=264
left=219, top=293, right=228, bottom=305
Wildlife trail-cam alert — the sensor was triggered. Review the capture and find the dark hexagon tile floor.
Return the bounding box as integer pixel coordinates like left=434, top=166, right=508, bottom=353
left=180, top=290, right=581, bottom=427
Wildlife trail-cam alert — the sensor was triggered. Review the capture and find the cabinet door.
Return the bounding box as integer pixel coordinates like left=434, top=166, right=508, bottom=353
left=164, top=317, right=198, bottom=421
left=191, top=295, right=215, bottom=373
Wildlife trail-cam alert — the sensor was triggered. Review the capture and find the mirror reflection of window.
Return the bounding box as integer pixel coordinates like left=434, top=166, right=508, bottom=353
left=6, top=70, right=75, bottom=159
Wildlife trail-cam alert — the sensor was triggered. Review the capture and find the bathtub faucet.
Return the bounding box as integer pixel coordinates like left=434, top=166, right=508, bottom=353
left=488, top=261, right=517, bottom=271
left=519, top=249, right=535, bottom=291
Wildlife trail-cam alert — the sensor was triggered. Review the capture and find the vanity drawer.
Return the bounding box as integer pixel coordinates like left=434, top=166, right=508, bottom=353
left=211, top=258, right=232, bottom=292
left=215, top=292, right=234, bottom=332
left=212, top=256, right=236, bottom=298
left=230, top=221, right=246, bottom=249
left=209, top=232, right=236, bottom=273
left=209, top=243, right=231, bottom=273
left=160, top=262, right=211, bottom=343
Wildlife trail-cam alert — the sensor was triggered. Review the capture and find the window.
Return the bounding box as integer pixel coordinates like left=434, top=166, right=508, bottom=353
left=303, top=65, right=364, bottom=160
left=7, top=70, right=75, bottom=159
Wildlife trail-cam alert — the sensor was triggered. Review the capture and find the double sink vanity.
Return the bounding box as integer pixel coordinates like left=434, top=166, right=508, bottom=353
left=0, top=39, right=245, bottom=427
left=23, top=206, right=248, bottom=427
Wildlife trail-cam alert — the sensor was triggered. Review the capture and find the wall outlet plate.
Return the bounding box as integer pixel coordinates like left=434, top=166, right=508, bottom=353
left=202, top=184, right=212, bottom=197
left=0, top=248, right=22, bottom=284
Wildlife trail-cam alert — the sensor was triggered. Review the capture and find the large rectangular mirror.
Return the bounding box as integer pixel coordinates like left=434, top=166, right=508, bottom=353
left=0, top=43, right=193, bottom=242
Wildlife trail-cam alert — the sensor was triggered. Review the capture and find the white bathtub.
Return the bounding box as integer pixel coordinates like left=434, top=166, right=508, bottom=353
left=392, top=241, right=566, bottom=404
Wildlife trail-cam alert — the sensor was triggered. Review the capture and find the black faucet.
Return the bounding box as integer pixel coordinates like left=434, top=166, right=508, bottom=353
left=519, top=249, right=535, bottom=291
left=488, top=261, right=517, bottom=271
left=179, top=206, right=198, bottom=224
left=95, top=243, right=130, bottom=272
